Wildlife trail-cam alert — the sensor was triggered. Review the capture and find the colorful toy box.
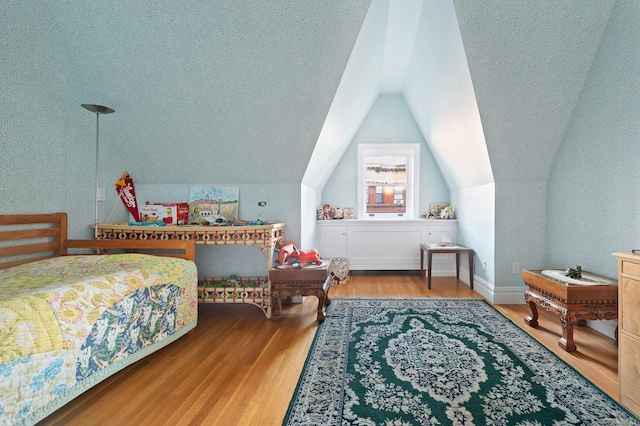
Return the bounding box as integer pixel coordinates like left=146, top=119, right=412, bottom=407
left=139, top=203, right=189, bottom=225
left=155, top=203, right=189, bottom=225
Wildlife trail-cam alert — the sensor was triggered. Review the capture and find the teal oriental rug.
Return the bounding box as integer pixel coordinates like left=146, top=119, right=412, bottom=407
left=284, top=298, right=639, bottom=425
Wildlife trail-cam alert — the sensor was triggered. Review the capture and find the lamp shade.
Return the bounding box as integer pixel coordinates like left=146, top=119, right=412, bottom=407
left=81, top=104, right=115, bottom=115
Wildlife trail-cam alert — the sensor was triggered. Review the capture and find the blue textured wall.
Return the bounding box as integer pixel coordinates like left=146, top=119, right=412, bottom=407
left=0, top=2, right=93, bottom=237
left=455, top=0, right=616, bottom=289
left=546, top=0, right=640, bottom=279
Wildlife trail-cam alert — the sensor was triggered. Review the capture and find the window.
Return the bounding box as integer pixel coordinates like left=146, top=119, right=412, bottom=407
left=357, top=144, right=420, bottom=219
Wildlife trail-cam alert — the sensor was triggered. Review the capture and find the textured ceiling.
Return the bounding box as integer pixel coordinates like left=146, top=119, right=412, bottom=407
left=40, top=0, right=615, bottom=189
left=454, top=0, right=615, bottom=183
left=43, top=0, right=371, bottom=185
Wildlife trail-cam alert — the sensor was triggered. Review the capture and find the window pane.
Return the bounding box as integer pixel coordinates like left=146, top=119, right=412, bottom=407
left=357, top=143, right=420, bottom=220
left=365, top=156, right=406, bottom=214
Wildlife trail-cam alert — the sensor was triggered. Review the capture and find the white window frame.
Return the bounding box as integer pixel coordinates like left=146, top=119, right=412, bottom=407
left=357, top=143, right=420, bottom=220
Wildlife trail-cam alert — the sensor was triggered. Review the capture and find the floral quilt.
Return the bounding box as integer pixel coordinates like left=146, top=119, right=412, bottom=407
left=0, top=254, right=197, bottom=425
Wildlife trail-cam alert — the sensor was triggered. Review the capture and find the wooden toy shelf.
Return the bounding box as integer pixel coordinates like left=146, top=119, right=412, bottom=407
left=96, top=223, right=285, bottom=318
left=197, top=276, right=270, bottom=316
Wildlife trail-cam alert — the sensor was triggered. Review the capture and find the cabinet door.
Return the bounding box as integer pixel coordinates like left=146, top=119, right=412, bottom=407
left=620, top=332, right=640, bottom=416
left=425, top=222, right=458, bottom=269
left=348, top=223, right=423, bottom=269
left=319, top=225, right=347, bottom=258
left=620, top=275, right=640, bottom=336
left=426, top=223, right=457, bottom=244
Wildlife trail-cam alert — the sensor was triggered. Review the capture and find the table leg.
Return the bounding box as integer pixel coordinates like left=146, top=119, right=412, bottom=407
left=270, top=290, right=282, bottom=322
left=455, top=253, right=460, bottom=279
left=524, top=292, right=539, bottom=327
left=323, top=280, right=332, bottom=306
left=427, top=252, right=433, bottom=289
left=558, top=311, right=577, bottom=352
left=316, top=289, right=326, bottom=322
left=420, top=247, right=425, bottom=278
left=468, top=252, right=474, bottom=289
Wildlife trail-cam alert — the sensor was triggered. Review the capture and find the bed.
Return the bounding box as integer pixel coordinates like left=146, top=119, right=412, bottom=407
left=0, top=213, right=197, bottom=425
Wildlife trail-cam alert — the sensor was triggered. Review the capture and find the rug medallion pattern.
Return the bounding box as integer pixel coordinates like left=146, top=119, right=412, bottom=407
left=284, top=298, right=638, bottom=425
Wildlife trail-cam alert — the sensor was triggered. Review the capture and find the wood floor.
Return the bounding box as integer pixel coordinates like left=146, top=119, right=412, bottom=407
left=40, top=273, right=619, bottom=426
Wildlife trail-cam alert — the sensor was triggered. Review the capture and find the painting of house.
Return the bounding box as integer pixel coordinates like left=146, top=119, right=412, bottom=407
left=188, top=186, right=239, bottom=224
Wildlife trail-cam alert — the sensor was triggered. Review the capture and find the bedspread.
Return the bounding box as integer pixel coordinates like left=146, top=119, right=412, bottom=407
left=0, top=254, right=198, bottom=425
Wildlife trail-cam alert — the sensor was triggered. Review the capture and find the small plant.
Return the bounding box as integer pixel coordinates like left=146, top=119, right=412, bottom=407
left=565, top=264, right=582, bottom=279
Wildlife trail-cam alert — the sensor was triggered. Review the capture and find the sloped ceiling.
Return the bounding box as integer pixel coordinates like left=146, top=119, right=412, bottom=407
left=454, top=0, right=615, bottom=184
left=40, top=0, right=614, bottom=190
left=302, top=0, right=388, bottom=190
left=305, top=0, right=615, bottom=192
left=42, top=1, right=371, bottom=185
left=404, top=0, right=493, bottom=190
left=304, top=0, right=492, bottom=191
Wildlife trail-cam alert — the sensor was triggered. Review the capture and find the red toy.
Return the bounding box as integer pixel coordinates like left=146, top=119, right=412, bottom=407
left=277, top=242, right=322, bottom=267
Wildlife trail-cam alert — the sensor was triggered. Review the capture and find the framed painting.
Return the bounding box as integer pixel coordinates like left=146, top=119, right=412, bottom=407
left=188, top=186, right=239, bottom=225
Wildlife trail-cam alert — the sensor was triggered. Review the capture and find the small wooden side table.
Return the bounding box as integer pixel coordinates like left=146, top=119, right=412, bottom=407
left=268, top=259, right=332, bottom=322
left=522, top=269, right=618, bottom=352
left=420, top=243, right=474, bottom=289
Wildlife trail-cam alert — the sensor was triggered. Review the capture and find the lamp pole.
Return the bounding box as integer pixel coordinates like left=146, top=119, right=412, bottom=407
left=82, top=104, right=115, bottom=239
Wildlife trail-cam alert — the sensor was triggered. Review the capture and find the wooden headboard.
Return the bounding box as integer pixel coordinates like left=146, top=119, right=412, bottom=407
left=0, top=213, right=196, bottom=269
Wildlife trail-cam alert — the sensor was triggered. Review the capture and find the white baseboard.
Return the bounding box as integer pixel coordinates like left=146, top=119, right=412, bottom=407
left=477, top=279, right=527, bottom=304
left=457, top=268, right=527, bottom=304
left=585, top=319, right=618, bottom=340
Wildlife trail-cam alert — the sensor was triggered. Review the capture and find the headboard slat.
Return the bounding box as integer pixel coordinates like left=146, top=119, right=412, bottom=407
left=0, top=241, right=61, bottom=258
left=0, top=228, right=61, bottom=242
left=0, top=213, right=66, bottom=226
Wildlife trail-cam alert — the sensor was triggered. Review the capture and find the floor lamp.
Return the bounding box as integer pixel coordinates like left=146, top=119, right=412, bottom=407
left=82, top=104, right=115, bottom=239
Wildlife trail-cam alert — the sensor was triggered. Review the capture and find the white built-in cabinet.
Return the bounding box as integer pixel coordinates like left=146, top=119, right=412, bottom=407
left=318, top=224, right=347, bottom=258
left=317, top=219, right=457, bottom=272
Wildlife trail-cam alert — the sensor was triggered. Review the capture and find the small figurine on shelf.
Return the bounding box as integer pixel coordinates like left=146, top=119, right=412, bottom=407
left=323, top=204, right=330, bottom=220
left=439, top=205, right=455, bottom=219
left=344, top=207, right=354, bottom=220
left=227, top=274, right=238, bottom=287
left=423, top=202, right=451, bottom=219
left=565, top=264, right=582, bottom=279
